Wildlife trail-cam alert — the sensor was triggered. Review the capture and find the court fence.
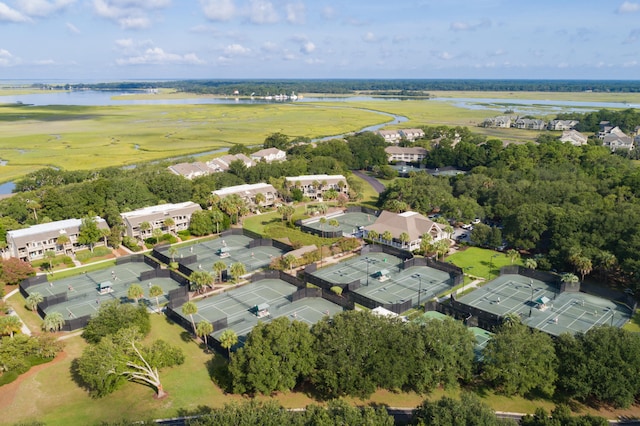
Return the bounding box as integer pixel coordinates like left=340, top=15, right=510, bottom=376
left=360, top=244, right=413, bottom=261
left=167, top=286, right=189, bottom=309
left=436, top=294, right=504, bottom=331
left=19, top=274, right=48, bottom=297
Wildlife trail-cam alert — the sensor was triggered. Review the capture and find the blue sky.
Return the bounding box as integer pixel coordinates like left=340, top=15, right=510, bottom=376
left=0, top=0, right=639, bottom=81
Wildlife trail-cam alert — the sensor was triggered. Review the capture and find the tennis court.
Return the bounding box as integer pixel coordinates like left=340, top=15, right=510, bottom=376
left=311, top=252, right=454, bottom=306
left=172, top=278, right=343, bottom=344
left=34, top=261, right=183, bottom=319
left=176, top=234, right=286, bottom=273
left=302, top=212, right=377, bottom=236
left=457, top=274, right=632, bottom=336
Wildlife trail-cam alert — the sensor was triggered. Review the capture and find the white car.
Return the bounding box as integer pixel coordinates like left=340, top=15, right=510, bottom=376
left=461, top=224, right=473, bottom=230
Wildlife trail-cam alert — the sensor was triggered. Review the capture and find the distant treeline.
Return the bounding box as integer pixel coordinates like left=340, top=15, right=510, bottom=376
left=38, top=79, right=640, bottom=96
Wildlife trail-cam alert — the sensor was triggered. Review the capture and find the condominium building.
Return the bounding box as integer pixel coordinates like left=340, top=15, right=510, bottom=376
left=120, top=202, right=202, bottom=240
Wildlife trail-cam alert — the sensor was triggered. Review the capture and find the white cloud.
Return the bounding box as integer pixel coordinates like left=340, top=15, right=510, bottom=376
left=249, top=0, right=278, bottom=24
left=115, top=38, right=134, bottom=48
left=0, top=2, right=31, bottom=22
left=362, top=32, right=377, bottom=43
left=34, top=58, right=55, bottom=65
left=65, top=22, right=80, bottom=33
left=434, top=51, right=454, bottom=60
left=117, top=47, right=204, bottom=65
left=0, top=48, right=20, bottom=66
left=224, top=43, right=251, bottom=55
left=449, top=19, right=491, bottom=32
left=93, top=0, right=170, bottom=29
left=305, top=58, right=323, bottom=65
left=300, top=41, right=315, bottom=54
left=617, top=1, right=640, bottom=13
left=261, top=41, right=279, bottom=53
left=487, top=49, right=506, bottom=57
left=285, top=2, right=304, bottom=24
left=15, top=0, right=75, bottom=17
left=200, top=0, right=235, bottom=21
left=321, top=6, right=336, bottom=20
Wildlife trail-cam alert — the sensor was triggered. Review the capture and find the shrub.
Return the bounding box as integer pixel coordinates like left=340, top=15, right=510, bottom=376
left=62, top=256, right=74, bottom=266
left=177, top=230, right=191, bottom=239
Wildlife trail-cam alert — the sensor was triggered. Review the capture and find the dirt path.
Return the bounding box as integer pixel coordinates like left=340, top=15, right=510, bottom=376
left=0, top=350, right=68, bottom=411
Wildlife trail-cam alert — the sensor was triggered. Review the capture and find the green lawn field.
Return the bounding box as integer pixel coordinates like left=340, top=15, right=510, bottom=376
left=446, top=247, right=523, bottom=280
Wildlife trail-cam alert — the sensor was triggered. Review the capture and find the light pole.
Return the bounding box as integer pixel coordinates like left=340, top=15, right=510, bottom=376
left=366, top=257, right=370, bottom=286
left=413, top=274, right=422, bottom=307
left=490, top=254, right=499, bottom=280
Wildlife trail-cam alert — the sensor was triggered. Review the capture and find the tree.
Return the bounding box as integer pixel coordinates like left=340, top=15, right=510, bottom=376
left=254, top=192, right=266, bottom=209
left=139, top=221, right=151, bottom=240
left=523, top=258, right=538, bottom=270
left=413, top=393, right=516, bottom=426
left=189, top=270, right=214, bottom=293
left=189, top=210, right=214, bottom=236
left=434, top=239, right=450, bottom=261
left=77, top=216, right=102, bottom=252
left=42, top=311, right=65, bottom=333
left=163, top=217, right=175, bottom=234
left=277, top=205, right=295, bottom=222
left=213, top=260, right=227, bottom=284
left=506, top=249, right=520, bottom=264
left=366, top=229, right=379, bottom=243
left=228, top=317, right=317, bottom=395
left=26, top=198, right=41, bottom=223
left=561, top=272, right=579, bottom=285
left=168, top=246, right=178, bottom=263
left=481, top=317, right=557, bottom=397
left=0, top=257, right=35, bottom=285
left=220, top=329, right=238, bottom=357
left=210, top=210, right=224, bottom=235
left=399, top=232, right=410, bottom=248
left=76, top=327, right=183, bottom=399
left=0, top=315, right=22, bottom=338
left=196, top=321, right=214, bottom=347
left=82, top=301, right=151, bottom=344
left=127, top=284, right=144, bottom=304
left=230, top=262, right=247, bottom=284
left=283, top=254, right=296, bottom=273
left=56, top=233, right=70, bottom=253
left=420, top=232, right=433, bottom=254
left=573, top=255, right=593, bottom=281
left=25, top=292, right=43, bottom=311
left=381, top=230, right=393, bottom=244
left=319, top=217, right=327, bottom=238
left=148, top=285, right=164, bottom=312
left=303, top=399, right=395, bottom=425
left=328, top=219, right=340, bottom=236
left=182, top=301, right=198, bottom=335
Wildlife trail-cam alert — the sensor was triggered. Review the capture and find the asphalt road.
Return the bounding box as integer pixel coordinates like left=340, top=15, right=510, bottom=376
left=352, top=170, right=386, bottom=194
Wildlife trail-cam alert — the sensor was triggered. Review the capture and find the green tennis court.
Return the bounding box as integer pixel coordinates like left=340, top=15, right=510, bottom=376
left=311, top=251, right=454, bottom=306
left=302, top=211, right=377, bottom=236
left=457, top=274, right=632, bottom=336
left=176, top=234, right=286, bottom=273
left=173, top=279, right=344, bottom=345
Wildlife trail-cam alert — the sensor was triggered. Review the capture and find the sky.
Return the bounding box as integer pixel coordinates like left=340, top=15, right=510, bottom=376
left=0, top=0, right=640, bottom=81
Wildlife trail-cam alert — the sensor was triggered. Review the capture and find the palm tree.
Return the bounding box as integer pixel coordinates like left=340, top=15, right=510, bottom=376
left=507, top=249, right=520, bottom=264
left=328, top=219, right=340, bottom=235
left=444, top=225, right=454, bottom=239
left=278, top=205, right=295, bottom=222
left=366, top=229, right=379, bottom=244
left=42, top=312, right=65, bottom=332
left=181, top=302, right=198, bottom=335
left=127, top=284, right=144, bottom=304
left=399, top=232, right=410, bottom=249
left=196, top=321, right=214, bottom=347
left=100, top=227, right=110, bottom=247
left=523, top=258, right=538, bottom=270
left=219, top=329, right=238, bottom=357
left=319, top=217, right=327, bottom=238
left=0, top=315, right=22, bottom=338
left=56, top=233, right=70, bottom=254
left=213, top=261, right=227, bottom=284
left=596, top=251, right=617, bottom=280
left=230, top=262, right=247, bottom=284
left=434, top=239, right=450, bottom=261
left=163, top=217, right=175, bottom=235
left=210, top=210, right=224, bottom=235
left=561, top=272, right=580, bottom=285
left=574, top=256, right=593, bottom=282
left=168, top=246, right=178, bottom=264
left=420, top=233, right=434, bottom=254
left=382, top=230, right=393, bottom=245
left=254, top=192, right=266, bottom=209
left=283, top=254, right=297, bottom=273
left=189, top=271, right=214, bottom=293
left=26, top=292, right=43, bottom=311
left=148, top=285, right=164, bottom=312
left=26, top=199, right=41, bottom=223
left=44, top=250, right=56, bottom=273
left=139, top=221, right=151, bottom=241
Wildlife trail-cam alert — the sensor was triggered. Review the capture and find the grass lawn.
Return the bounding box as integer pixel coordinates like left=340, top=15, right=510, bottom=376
left=623, top=309, right=640, bottom=333
left=446, top=247, right=523, bottom=280
left=348, top=174, right=380, bottom=209
left=7, top=291, right=43, bottom=332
